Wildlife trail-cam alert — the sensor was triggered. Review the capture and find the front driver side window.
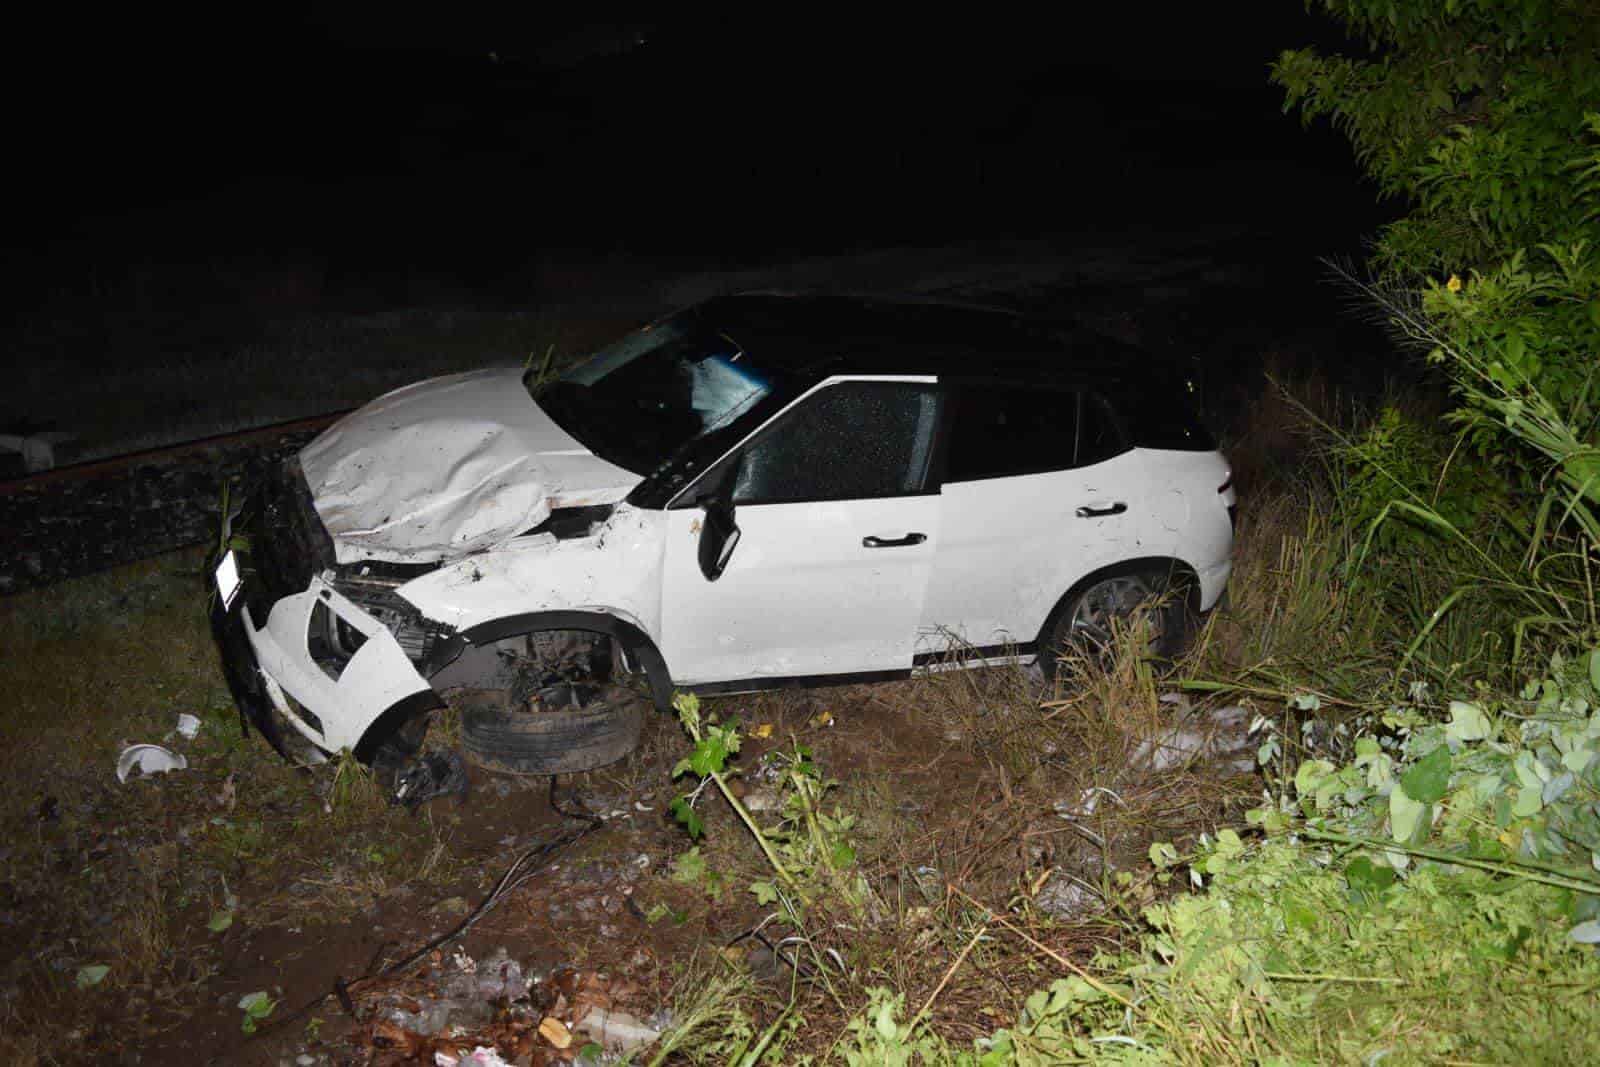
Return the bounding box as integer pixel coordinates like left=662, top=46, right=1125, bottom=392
left=732, top=382, right=941, bottom=505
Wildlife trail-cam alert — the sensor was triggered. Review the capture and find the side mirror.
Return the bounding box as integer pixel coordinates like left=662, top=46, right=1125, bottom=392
left=697, top=495, right=741, bottom=581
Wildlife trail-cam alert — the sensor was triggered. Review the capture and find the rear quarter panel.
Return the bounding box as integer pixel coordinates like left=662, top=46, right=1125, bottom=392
left=1135, top=447, right=1234, bottom=609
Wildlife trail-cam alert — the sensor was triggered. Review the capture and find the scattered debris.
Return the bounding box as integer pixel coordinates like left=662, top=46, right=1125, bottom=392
left=1131, top=701, right=1255, bottom=774
left=393, top=751, right=471, bottom=808
left=435, top=1047, right=513, bottom=1067
left=742, top=787, right=780, bottom=812
left=538, top=1015, right=573, bottom=1049
left=572, top=1006, right=661, bottom=1054
left=115, top=744, right=187, bottom=782
left=176, top=712, right=202, bottom=739
left=1033, top=871, right=1101, bottom=920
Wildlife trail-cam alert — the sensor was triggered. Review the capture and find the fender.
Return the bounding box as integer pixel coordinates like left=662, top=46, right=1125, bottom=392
left=429, top=610, right=675, bottom=712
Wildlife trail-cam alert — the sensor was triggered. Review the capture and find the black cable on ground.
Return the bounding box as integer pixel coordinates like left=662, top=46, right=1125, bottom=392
left=255, top=777, right=604, bottom=1038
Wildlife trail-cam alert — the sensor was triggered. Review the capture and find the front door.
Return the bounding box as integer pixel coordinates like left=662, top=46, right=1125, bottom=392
left=660, top=379, right=943, bottom=685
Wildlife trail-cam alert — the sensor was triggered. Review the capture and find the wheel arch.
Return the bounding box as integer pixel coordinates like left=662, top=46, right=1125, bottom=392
left=1035, top=556, right=1202, bottom=651
left=429, top=610, right=676, bottom=712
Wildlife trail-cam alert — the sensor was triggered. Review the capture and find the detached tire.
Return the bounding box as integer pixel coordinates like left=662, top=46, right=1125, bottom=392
left=462, top=685, right=645, bottom=776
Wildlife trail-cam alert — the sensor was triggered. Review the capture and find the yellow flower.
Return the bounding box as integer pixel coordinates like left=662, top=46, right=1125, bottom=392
left=1446, top=274, right=1462, bottom=292
left=751, top=722, right=774, bottom=739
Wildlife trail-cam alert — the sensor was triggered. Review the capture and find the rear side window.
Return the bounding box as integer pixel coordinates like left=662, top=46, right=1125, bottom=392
left=732, top=382, right=942, bottom=504
left=945, top=386, right=1127, bottom=482
left=1110, top=383, right=1216, bottom=451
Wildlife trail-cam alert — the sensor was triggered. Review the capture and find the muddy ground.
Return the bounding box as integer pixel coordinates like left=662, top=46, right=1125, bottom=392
left=0, top=551, right=1259, bottom=1063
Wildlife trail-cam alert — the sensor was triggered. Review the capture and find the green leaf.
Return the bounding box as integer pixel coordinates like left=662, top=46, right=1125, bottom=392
left=238, top=990, right=275, bottom=1032
left=1590, top=648, right=1600, bottom=693
left=831, top=840, right=857, bottom=869
left=1446, top=700, right=1492, bottom=742
left=207, top=910, right=233, bottom=933
left=75, top=964, right=109, bottom=989
left=670, top=847, right=709, bottom=886
left=1346, top=856, right=1398, bottom=895
left=1542, top=771, right=1575, bottom=805
left=688, top=724, right=741, bottom=776
left=1514, top=751, right=1544, bottom=790
left=1401, top=745, right=1452, bottom=804
left=1390, top=788, right=1429, bottom=844
left=670, top=797, right=704, bottom=839
left=1512, top=784, right=1543, bottom=818
left=874, top=998, right=899, bottom=1040
left=239, top=991, right=274, bottom=1017
left=1294, top=759, right=1337, bottom=798
left=1148, top=842, right=1179, bottom=868
left=750, top=881, right=780, bottom=905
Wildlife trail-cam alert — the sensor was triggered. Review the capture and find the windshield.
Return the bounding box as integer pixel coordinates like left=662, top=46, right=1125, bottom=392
left=530, top=316, right=783, bottom=475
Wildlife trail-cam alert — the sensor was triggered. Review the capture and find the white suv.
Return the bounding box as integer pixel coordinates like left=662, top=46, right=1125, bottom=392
left=210, top=294, right=1234, bottom=773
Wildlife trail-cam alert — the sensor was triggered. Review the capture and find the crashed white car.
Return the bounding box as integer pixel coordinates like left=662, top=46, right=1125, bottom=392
left=210, top=294, right=1235, bottom=774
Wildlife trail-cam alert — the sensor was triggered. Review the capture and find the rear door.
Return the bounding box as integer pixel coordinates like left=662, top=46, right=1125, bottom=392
left=917, top=385, right=1152, bottom=661
left=660, top=379, right=944, bottom=685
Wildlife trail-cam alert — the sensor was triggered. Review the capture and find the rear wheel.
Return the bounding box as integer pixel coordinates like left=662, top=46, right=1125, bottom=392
left=1038, top=566, right=1194, bottom=680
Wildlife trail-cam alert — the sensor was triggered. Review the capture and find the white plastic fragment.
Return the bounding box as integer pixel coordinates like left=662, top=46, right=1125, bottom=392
left=576, top=1006, right=663, bottom=1053
left=116, top=745, right=188, bottom=783
left=176, top=713, right=202, bottom=739
left=435, top=1048, right=512, bottom=1067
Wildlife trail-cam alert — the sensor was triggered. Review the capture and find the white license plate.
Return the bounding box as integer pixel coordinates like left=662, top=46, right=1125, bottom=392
left=215, top=550, right=242, bottom=610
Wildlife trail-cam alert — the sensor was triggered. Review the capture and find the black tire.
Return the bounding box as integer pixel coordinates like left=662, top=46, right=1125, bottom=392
left=461, top=684, right=645, bottom=776
left=1037, top=565, right=1196, bottom=680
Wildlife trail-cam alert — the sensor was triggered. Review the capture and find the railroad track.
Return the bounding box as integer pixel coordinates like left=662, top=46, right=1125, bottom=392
left=0, top=413, right=345, bottom=595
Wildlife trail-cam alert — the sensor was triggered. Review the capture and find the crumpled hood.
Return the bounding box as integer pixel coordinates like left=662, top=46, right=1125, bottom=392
left=300, top=367, right=639, bottom=564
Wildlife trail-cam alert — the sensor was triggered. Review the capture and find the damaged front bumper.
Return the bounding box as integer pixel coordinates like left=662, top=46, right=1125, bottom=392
left=210, top=461, right=449, bottom=760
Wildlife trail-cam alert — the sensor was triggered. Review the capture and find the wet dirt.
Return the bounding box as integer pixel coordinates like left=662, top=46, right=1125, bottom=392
left=101, top=667, right=1249, bottom=1063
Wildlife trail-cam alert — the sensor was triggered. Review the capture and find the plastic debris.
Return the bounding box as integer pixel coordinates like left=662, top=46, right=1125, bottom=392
left=575, top=1006, right=662, bottom=1053
left=435, top=1048, right=512, bottom=1067
left=539, top=1016, right=573, bottom=1049
left=116, top=744, right=187, bottom=783
left=1033, top=871, right=1101, bottom=920
left=176, top=713, right=202, bottom=739
left=393, top=751, right=470, bottom=808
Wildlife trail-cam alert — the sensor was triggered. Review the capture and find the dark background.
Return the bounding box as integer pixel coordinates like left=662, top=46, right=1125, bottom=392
left=8, top=10, right=1382, bottom=311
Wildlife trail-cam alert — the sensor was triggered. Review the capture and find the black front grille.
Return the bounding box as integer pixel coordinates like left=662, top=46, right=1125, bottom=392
left=241, top=457, right=335, bottom=618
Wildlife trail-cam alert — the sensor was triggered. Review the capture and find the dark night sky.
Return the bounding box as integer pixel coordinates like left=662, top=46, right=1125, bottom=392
left=10, top=9, right=1379, bottom=310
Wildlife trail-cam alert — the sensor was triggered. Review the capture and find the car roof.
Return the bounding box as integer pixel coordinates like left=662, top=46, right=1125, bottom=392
left=691, top=292, right=1148, bottom=387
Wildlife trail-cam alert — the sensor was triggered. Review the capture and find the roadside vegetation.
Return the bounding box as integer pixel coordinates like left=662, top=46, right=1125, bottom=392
left=2, top=3, right=1597, bottom=1062
left=654, top=1, right=1600, bottom=1061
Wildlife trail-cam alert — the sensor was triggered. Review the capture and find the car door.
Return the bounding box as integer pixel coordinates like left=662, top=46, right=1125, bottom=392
left=660, top=379, right=943, bottom=686
left=917, top=384, right=1150, bottom=661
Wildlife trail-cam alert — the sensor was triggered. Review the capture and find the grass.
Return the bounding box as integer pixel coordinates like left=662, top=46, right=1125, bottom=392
left=0, top=551, right=473, bottom=1062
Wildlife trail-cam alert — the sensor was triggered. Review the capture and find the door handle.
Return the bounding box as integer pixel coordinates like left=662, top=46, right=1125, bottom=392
left=1075, top=502, right=1128, bottom=518
left=862, top=532, right=928, bottom=548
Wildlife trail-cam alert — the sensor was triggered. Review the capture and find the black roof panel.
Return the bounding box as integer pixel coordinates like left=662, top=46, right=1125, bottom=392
left=688, top=292, right=1147, bottom=385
